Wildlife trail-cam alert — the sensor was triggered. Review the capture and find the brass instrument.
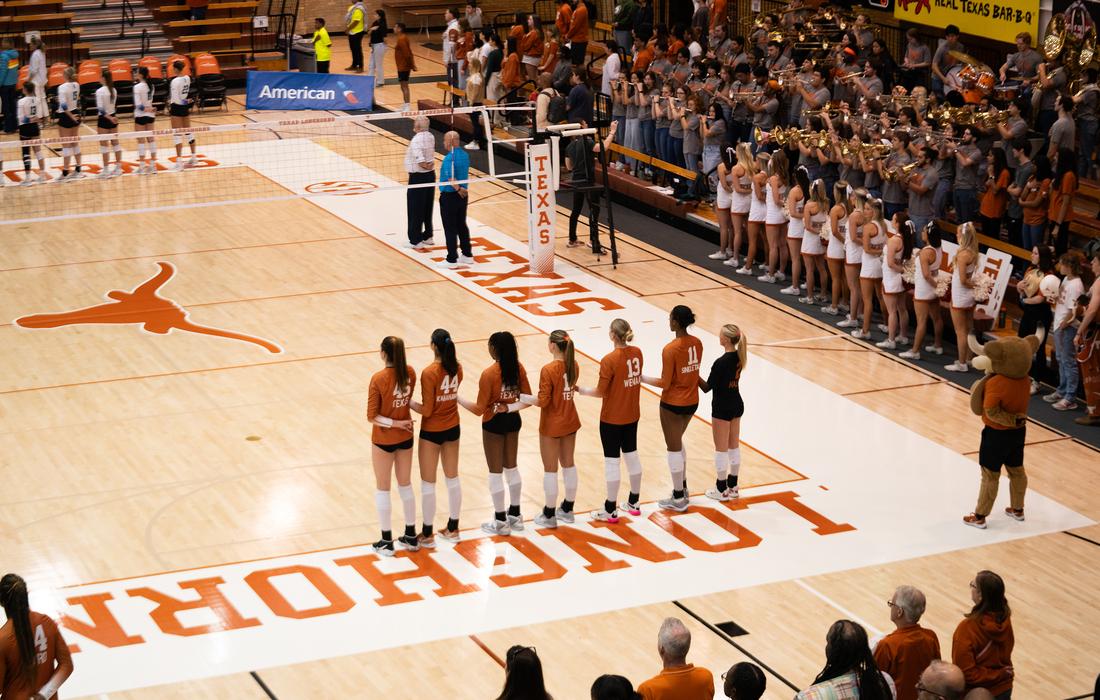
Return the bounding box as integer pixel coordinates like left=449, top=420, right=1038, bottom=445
left=972, top=111, right=1010, bottom=130
left=883, top=161, right=918, bottom=182
left=1044, top=13, right=1067, bottom=61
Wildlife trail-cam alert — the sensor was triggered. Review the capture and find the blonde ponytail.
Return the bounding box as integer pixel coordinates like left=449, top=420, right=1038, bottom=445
left=722, top=324, right=748, bottom=369
left=550, top=329, right=577, bottom=387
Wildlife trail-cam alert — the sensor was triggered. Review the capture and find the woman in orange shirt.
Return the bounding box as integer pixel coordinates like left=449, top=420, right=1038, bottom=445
left=578, top=319, right=644, bottom=522
left=0, top=574, right=73, bottom=700
left=951, top=570, right=1015, bottom=698
left=367, top=336, right=417, bottom=556
left=521, top=14, right=543, bottom=81
left=538, top=26, right=560, bottom=75
left=1049, top=148, right=1077, bottom=253
left=566, top=0, right=589, bottom=64
left=508, top=12, right=526, bottom=54
left=642, top=305, right=703, bottom=513
left=461, top=331, right=532, bottom=535
left=555, top=1, right=572, bottom=40
left=520, top=330, right=581, bottom=528
left=410, top=329, right=463, bottom=547
left=978, top=147, right=1010, bottom=241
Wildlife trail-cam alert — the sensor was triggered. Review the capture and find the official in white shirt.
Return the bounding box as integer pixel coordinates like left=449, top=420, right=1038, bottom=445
left=405, top=115, right=437, bottom=248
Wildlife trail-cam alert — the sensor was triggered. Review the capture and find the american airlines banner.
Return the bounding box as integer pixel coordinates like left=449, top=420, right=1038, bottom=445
left=245, top=71, right=374, bottom=111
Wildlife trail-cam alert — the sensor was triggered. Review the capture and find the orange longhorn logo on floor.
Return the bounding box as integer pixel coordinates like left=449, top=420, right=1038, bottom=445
left=15, top=262, right=282, bottom=353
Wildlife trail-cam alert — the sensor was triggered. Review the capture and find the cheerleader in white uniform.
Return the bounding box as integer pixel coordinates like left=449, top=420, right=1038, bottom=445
left=800, top=178, right=829, bottom=305
left=782, top=166, right=807, bottom=296
left=760, top=149, right=789, bottom=284
left=838, top=187, right=868, bottom=329
left=56, top=68, right=83, bottom=181
left=901, top=222, right=945, bottom=360
left=728, top=143, right=754, bottom=268
left=739, top=150, right=769, bottom=276
left=855, top=197, right=888, bottom=340
left=878, top=213, right=914, bottom=350
left=947, top=221, right=980, bottom=372
left=710, top=146, right=736, bottom=261
left=16, top=83, right=47, bottom=185
left=95, top=69, right=122, bottom=178
left=133, top=66, right=158, bottom=174
left=825, top=180, right=850, bottom=316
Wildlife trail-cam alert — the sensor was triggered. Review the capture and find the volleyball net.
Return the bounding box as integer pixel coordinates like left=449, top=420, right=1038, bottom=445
left=0, top=105, right=534, bottom=226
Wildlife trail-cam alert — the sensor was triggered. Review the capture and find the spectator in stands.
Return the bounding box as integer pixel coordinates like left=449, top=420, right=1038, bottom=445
left=187, top=0, right=208, bottom=21
left=465, top=0, right=482, bottom=30
left=722, top=662, right=766, bottom=699
left=917, top=660, right=966, bottom=700
left=637, top=617, right=714, bottom=700
left=1048, top=96, right=1075, bottom=163
left=534, top=73, right=556, bottom=142
left=601, top=40, right=622, bottom=98
left=442, top=8, right=460, bottom=102
left=635, top=0, right=654, bottom=37
left=405, top=116, right=436, bottom=249
left=0, top=38, right=18, bottom=134
left=951, top=571, right=1015, bottom=699
left=874, top=585, right=940, bottom=700
left=550, top=43, right=573, bottom=93
left=899, top=29, right=930, bottom=92
left=496, top=645, right=552, bottom=700
left=437, top=130, right=474, bottom=269
left=1073, top=68, right=1099, bottom=180
left=539, top=26, right=561, bottom=76
left=613, top=0, right=637, bottom=51
left=465, top=55, right=486, bottom=150
left=345, top=0, right=366, bottom=72
left=483, top=30, right=504, bottom=121
left=592, top=674, right=641, bottom=700
left=566, top=0, right=590, bottom=65
left=394, top=22, right=416, bottom=111
left=979, top=148, right=1010, bottom=240
left=1004, top=137, right=1034, bottom=248
left=1016, top=245, right=1056, bottom=393
left=1020, top=155, right=1052, bottom=251
left=1077, top=250, right=1100, bottom=426
left=367, top=9, right=388, bottom=88
left=522, top=15, right=544, bottom=81
left=1047, top=251, right=1086, bottom=411
left=796, top=620, right=895, bottom=700
left=566, top=67, right=592, bottom=126
left=930, top=25, right=962, bottom=96
left=1049, top=148, right=1077, bottom=253
left=312, top=18, right=331, bottom=74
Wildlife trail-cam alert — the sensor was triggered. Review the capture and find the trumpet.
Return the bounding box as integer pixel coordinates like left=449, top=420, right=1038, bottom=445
left=883, top=161, right=919, bottom=182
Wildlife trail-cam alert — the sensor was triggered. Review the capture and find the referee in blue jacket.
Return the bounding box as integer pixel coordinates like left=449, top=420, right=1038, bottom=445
left=438, top=130, right=475, bottom=269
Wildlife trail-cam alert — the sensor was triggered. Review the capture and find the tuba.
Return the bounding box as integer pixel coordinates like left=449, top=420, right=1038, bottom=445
left=1044, top=13, right=1068, bottom=61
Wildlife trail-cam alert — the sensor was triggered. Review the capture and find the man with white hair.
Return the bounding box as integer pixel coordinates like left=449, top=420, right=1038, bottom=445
left=405, top=115, right=436, bottom=249
left=637, top=617, right=714, bottom=700
left=917, top=660, right=966, bottom=700
left=874, top=585, right=941, bottom=700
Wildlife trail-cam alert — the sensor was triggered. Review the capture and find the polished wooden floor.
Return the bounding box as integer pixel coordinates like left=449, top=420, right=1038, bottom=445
left=2, top=38, right=1099, bottom=700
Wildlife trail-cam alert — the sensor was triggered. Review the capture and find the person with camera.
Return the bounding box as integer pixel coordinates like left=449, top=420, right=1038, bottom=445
left=564, top=121, right=618, bottom=254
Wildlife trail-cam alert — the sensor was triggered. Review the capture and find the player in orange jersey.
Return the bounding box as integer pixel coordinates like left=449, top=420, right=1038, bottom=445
left=410, top=329, right=464, bottom=547
left=460, top=331, right=532, bottom=535
left=642, top=305, right=703, bottom=512
left=577, top=318, right=644, bottom=522
left=518, top=330, right=582, bottom=529
left=0, top=573, right=73, bottom=700
left=367, top=336, right=418, bottom=556
left=699, top=324, right=748, bottom=502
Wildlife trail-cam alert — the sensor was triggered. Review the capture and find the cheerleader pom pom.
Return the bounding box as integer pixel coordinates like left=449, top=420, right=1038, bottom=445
left=972, top=272, right=996, bottom=303
left=935, top=270, right=952, bottom=298
left=901, top=256, right=916, bottom=284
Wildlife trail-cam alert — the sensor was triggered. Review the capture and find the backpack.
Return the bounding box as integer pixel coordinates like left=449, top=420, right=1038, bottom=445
left=545, top=89, right=567, bottom=123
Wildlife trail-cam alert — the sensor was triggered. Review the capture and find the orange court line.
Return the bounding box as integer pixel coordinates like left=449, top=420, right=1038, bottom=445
left=469, top=635, right=506, bottom=669
left=59, top=475, right=809, bottom=590
left=0, top=235, right=365, bottom=273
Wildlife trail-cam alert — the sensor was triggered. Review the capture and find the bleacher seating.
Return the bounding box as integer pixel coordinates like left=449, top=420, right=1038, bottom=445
left=76, top=58, right=101, bottom=115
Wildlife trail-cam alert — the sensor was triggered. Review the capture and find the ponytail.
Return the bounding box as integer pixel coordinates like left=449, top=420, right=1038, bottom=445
left=431, top=328, right=459, bottom=378
left=490, top=331, right=520, bottom=388
left=609, top=318, right=634, bottom=343
left=0, top=573, right=36, bottom=688
left=381, top=336, right=410, bottom=391
left=550, top=329, right=577, bottom=387
left=101, top=68, right=116, bottom=102
left=721, top=324, right=748, bottom=370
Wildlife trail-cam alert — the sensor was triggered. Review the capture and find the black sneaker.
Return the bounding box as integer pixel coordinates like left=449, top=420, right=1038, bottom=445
left=372, top=538, right=395, bottom=557
left=397, top=534, right=421, bottom=552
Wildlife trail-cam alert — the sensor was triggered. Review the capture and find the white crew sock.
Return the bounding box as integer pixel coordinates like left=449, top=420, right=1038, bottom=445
left=503, top=466, right=522, bottom=508
left=624, top=451, right=643, bottom=496
left=445, top=476, right=462, bottom=519
left=667, top=451, right=685, bottom=494
left=374, top=490, right=392, bottom=536
left=561, top=466, right=578, bottom=502
left=543, top=472, right=559, bottom=509
left=488, top=472, right=506, bottom=513
left=603, top=457, right=621, bottom=502
left=397, top=484, right=416, bottom=528
left=420, top=481, right=436, bottom=528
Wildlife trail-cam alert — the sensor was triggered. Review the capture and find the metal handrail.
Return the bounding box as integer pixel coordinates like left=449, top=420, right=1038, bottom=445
left=120, top=0, right=135, bottom=38
left=140, top=27, right=149, bottom=54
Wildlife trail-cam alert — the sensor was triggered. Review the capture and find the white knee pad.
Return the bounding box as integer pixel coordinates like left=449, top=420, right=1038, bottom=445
left=174, top=135, right=183, bottom=146
left=62, top=147, right=72, bottom=158
left=99, top=144, right=110, bottom=155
